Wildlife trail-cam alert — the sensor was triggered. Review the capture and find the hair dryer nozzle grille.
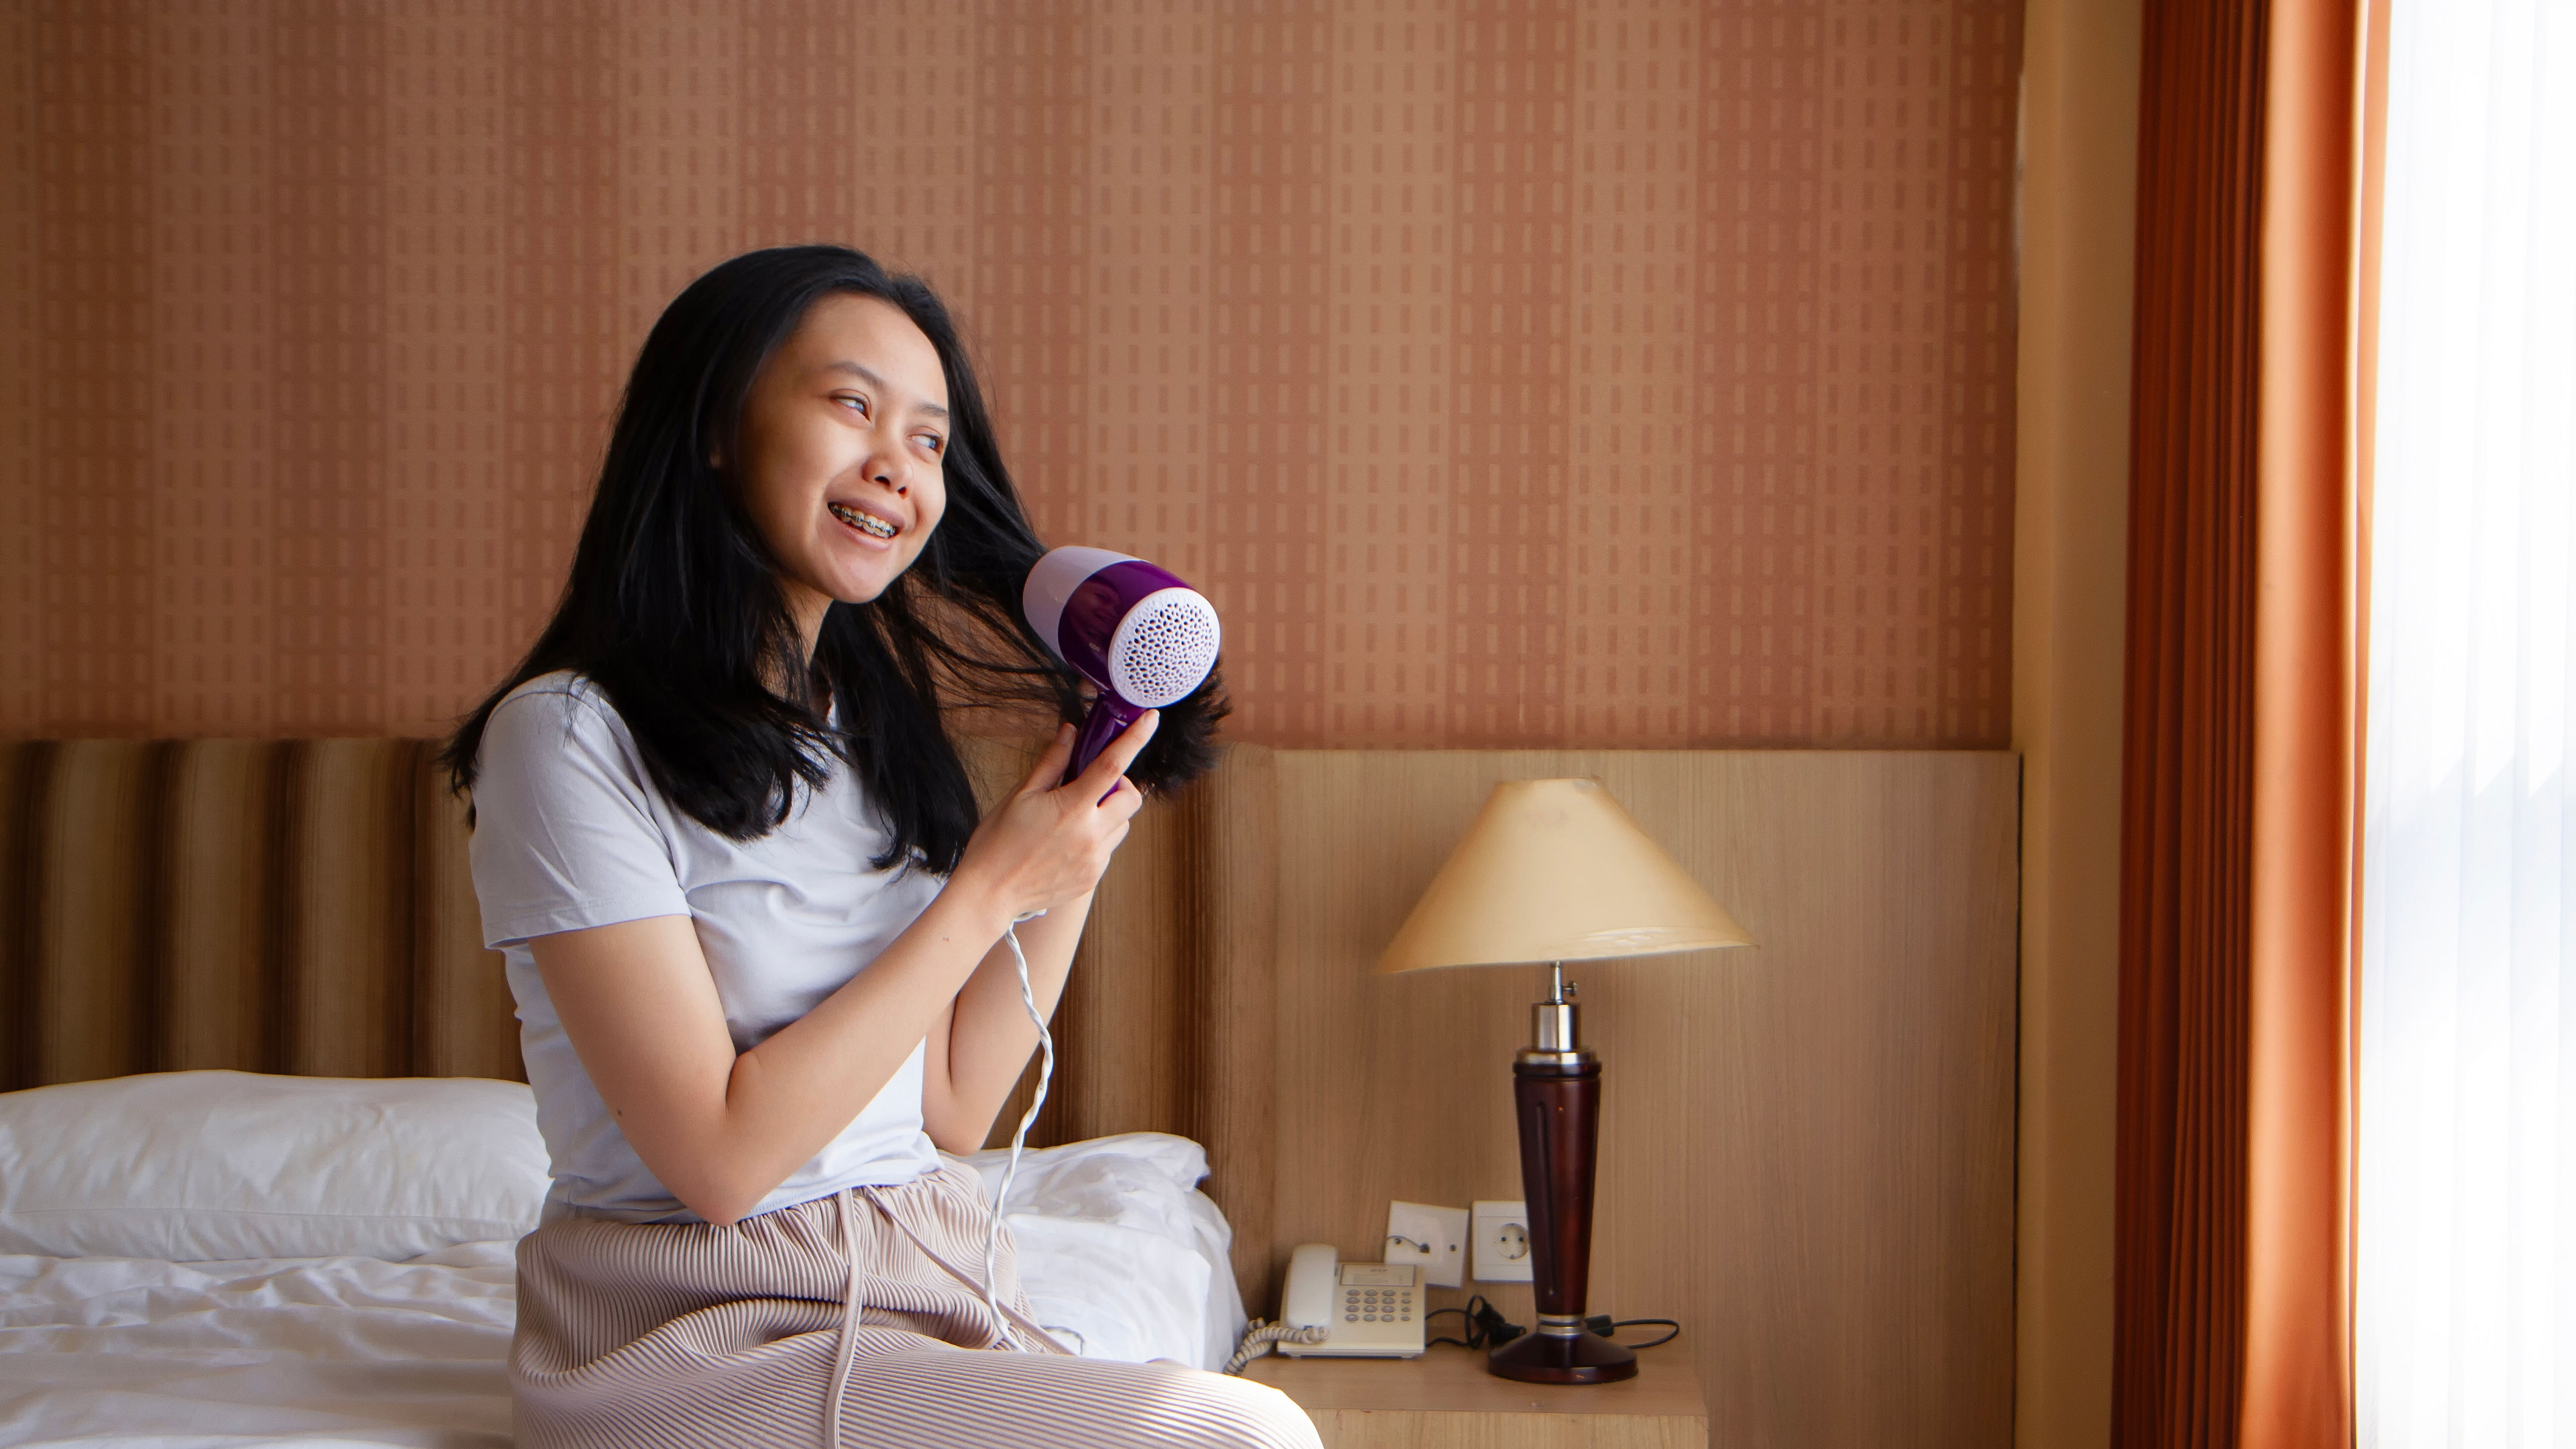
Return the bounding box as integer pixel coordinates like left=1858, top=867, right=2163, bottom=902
left=1107, top=588, right=1221, bottom=707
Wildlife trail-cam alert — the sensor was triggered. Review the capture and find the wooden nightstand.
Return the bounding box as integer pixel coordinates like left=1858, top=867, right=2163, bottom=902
left=1242, top=1343, right=1706, bottom=1448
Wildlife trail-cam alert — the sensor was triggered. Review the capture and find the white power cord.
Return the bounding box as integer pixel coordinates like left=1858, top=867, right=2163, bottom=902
left=981, top=915, right=1316, bottom=1375
left=977, top=917, right=1053, bottom=1351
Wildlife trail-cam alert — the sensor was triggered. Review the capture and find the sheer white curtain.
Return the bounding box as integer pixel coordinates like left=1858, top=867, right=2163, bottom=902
left=2358, top=0, right=2576, bottom=1444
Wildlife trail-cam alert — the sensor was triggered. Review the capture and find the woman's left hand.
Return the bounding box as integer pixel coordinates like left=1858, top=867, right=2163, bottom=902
left=949, top=711, right=1159, bottom=926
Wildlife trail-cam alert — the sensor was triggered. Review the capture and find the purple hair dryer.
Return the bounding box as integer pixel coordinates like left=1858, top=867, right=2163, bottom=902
left=1022, top=546, right=1222, bottom=784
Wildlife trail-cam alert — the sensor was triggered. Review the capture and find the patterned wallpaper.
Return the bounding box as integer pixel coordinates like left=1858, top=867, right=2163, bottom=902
left=1, top=0, right=2021, bottom=748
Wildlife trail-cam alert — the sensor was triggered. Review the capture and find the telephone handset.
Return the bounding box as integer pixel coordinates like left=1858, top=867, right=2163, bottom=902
left=1277, top=1242, right=1425, bottom=1358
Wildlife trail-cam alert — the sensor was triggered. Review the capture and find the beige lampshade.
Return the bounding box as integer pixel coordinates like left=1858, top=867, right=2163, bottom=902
left=1375, top=777, right=1754, bottom=973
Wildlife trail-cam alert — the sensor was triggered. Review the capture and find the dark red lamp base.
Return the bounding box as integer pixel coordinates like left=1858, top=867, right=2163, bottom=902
left=1489, top=1325, right=1638, bottom=1384
left=1487, top=1040, right=1639, bottom=1385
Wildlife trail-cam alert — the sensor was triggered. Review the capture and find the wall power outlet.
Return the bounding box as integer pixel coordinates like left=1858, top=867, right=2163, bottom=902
left=1383, top=1200, right=1468, bottom=1288
left=1471, top=1199, right=1534, bottom=1283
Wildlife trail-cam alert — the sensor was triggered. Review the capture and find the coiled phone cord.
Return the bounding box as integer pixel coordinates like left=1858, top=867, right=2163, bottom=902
left=1222, top=1320, right=1328, bottom=1375
left=977, top=918, right=1053, bottom=1350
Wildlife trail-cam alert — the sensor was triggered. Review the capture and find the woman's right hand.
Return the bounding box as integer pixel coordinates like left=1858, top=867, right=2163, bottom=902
left=953, top=710, right=1159, bottom=924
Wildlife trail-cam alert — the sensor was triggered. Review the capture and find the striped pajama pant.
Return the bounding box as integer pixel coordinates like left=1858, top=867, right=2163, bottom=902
left=512, top=1162, right=1319, bottom=1449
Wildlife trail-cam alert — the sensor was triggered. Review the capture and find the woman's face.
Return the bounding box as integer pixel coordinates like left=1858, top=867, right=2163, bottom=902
left=730, top=292, right=951, bottom=625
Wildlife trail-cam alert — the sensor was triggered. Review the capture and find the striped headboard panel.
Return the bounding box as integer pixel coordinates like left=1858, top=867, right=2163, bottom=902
left=0, top=733, right=1279, bottom=1300
left=0, top=734, right=1281, bottom=1303
left=0, top=739, right=513, bottom=1089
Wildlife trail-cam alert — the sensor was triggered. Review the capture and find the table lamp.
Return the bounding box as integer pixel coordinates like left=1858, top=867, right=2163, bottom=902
left=1376, top=777, right=1753, bottom=1384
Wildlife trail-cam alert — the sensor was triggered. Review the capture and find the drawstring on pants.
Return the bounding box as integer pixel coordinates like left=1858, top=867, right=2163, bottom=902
left=821, top=1180, right=1067, bottom=1446
left=859, top=1184, right=1067, bottom=1354
left=824, top=1188, right=863, bottom=1449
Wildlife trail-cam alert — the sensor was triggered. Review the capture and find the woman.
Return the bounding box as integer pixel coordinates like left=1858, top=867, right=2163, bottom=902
left=445, top=246, right=1314, bottom=1449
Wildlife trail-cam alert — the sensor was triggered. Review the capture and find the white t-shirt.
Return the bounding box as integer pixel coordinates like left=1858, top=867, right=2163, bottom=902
left=468, top=670, right=945, bottom=1223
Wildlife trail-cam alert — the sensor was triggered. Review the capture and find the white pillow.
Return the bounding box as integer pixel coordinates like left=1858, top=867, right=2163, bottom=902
left=0, top=1070, right=549, bottom=1263
left=944, top=1132, right=1248, bottom=1370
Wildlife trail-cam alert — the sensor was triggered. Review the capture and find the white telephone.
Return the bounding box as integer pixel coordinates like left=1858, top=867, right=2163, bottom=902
left=1277, top=1242, right=1425, bottom=1358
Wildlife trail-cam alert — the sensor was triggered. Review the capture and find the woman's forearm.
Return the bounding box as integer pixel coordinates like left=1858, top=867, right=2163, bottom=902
left=920, top=890, right=1089, bottom=1151
left=535, top=875, right=1016, bottom=1227
left=709, top=877, right=1019, bottom=1202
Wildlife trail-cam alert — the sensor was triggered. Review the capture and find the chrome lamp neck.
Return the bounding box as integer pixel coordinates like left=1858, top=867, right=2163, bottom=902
left=1521, top=961, right=1593, bottom=1065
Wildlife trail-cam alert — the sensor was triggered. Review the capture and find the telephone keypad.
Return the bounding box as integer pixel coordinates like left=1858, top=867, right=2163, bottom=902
left=1344, top=1277, right=1410, bottom=1327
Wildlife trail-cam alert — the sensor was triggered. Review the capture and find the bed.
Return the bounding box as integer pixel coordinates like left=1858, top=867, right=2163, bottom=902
left=0, top=1071, right=1246, bottom=1448
left=0, top=735, right=1266, bottom=1446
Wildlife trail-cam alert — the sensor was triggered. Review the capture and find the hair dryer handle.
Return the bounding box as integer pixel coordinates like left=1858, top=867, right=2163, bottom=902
left=1065, top=695, right=1144, bottom=788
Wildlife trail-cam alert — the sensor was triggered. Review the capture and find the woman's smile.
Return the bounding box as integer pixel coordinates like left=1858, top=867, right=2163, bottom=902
left=828, top=499, right=901, bottom=541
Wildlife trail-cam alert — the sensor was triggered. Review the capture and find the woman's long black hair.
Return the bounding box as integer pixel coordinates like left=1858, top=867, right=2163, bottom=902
left=441, top=244, right=1226, bottom=871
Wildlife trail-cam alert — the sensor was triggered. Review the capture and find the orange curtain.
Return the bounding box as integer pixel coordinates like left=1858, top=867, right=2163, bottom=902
left=2114, top=0, right=2370, bottom=1444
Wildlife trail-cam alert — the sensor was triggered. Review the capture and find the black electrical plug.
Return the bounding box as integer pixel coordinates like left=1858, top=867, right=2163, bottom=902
left=1465, top=1299, right=1524, bottom=1348
left=1585, top=1313, right=1684, bottom=1348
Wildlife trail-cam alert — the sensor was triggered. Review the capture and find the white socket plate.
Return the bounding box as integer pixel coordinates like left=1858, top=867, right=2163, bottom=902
left=1383, top=1200, right=1468, bottom=1289
left=1471, top=1199, right=1534, bottom=1283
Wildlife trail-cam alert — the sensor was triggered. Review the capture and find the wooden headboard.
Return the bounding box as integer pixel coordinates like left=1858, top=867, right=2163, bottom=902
left=0, top=735, right=1283, bottom=1300
left=0, top=737, right=2017, bottom=1446
left=0, top=739, right=515, bottom=1085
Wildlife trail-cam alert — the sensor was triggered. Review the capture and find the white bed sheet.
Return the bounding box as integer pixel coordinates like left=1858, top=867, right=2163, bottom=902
left=0, top=1136, right=1246, bottom=1449
left=0, top=1242, right=519, bottom=1449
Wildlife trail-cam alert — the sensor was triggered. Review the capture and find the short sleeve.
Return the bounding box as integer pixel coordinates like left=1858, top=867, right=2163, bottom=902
left=468, top=684, right=694, bottom=949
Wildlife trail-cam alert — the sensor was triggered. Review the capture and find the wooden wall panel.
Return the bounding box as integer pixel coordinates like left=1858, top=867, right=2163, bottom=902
left=160, top=740, right=284, bottom=1072
left=1268, top=749, right=2018, bottom=1449
left=0, top=741, right=38, bottom=1087
left=1055, top=775, right=1202, bottom=1143
left=25, top=741, right=162, bottom=1086
left=0, top=742, right=47, bottom=1087
left=280, top=739, right=419, bottom=1077
left=415, top=749, right=519, bottom=1082
left=0, top=737, right=533, bottom=1087
left=1178, top=745, right=1283, bottom=1305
